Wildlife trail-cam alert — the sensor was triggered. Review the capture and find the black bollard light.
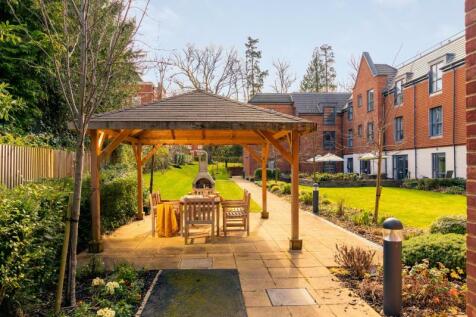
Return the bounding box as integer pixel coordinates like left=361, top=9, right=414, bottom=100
left=382, top=217, right=403, bottom=317
left=312, top=182, right=319, bottom=214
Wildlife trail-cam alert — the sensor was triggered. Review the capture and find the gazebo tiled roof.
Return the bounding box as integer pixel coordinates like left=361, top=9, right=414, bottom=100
left=88, top=90, right=316, bottom=132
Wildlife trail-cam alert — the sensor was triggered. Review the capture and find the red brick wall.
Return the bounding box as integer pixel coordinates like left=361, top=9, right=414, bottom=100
left=466, top=1, right=476, bottom=314
left=383, top=66, right=466, bottom=151
left=345, top=56, right=388, bottom=154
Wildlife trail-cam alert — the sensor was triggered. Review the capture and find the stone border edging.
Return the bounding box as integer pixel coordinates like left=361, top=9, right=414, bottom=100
left=135, top=270, right=162, bottom=317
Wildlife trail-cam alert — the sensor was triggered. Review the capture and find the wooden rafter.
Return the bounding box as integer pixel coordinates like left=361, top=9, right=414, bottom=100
left=98, top=130, right=106, bottom=150
left=257, top=130, right=292, bottom=163
left=141, top=144, right=161, bottom=165
left=272, top=130, right=290, bottom=140
left=99, top=129, right=134, bottom=161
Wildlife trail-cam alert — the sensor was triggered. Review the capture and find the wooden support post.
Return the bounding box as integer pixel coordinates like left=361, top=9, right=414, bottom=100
left=290, top=130, right=302, bottom=250
left=134, top=144, right=144, bottom=220
left=261, top=143, right=270, bottom=219
left=89, top=130, right=103, bottom=253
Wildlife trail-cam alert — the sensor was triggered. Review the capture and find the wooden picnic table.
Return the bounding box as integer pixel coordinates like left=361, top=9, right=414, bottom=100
left=179, top=193, right=222, bottom=237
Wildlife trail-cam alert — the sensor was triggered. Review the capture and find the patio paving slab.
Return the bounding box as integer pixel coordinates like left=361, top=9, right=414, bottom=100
left=266, top=288, right=316, bottom=306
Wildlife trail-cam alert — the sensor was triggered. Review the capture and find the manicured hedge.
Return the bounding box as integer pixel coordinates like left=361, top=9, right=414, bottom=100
left=430, top=216, right=466, bottom=235
left=402, top=233, right=466, bottom=271
left=80, top=166, right=144, bottom=251
left=402, top=178, right=466, bottom=192
left=0, top=180, right=70, bottom=314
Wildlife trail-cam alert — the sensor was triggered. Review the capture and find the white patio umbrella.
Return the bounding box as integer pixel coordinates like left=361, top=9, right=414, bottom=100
left=359, top=152, right=389, bottom=161
left=306, top=155, right=322, bottom=162
left=315, top=153, right=344, bottom=162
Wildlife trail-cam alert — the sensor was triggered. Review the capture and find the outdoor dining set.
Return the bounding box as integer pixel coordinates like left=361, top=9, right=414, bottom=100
left=149, top=188, right=251, bottom=244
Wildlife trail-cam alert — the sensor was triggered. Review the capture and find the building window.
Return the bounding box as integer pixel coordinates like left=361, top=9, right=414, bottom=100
left=347, top=129, right=353, bottom=148
left=394, top=80, right=403, bottom=105
left=367, top=89, right=374, bottom=112
left=324, top=107, right=336, bottom=125
left=347, top=157, right=354, bottom=173
left=347, top=102, right=353, bottom=121
left=394, top=116, right=403, bottom=142
left=357, top=95, right=362, bottom=107
left=367, top=122, right=374, bottom=142
left=432, top=153, right=446, bottom=178
left=358, top=124, right=363, bottom=137
left=360, top=160, right=371, bottom=175
left=323, top=131, right=336, bottom=149
left=429, top=61, right=443, bottom=94
left=429, top=106, right=443, bottom=137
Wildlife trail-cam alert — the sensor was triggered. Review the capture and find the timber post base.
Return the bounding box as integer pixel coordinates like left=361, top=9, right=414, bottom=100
left=136, top=212, right=144, bottom=221
left=261, top=211, right=269, bottom=219
left=289, top=239, right=303, bottom=250
left=88, top=240, right=104, bottom=253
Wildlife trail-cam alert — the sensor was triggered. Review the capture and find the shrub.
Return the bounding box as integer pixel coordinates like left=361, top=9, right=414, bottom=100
left=334, top=244, right=376, bottom=278
left=299, top=191, right=313, bottom=205
left=312, top=172, right=361, bottom=182
left=336, top=198, right=345, bottom=218
left=443, top=186, right=465, bottom=195
left=270, top=184, right=281, bottom=194
left=402, top=233, right=466, bottom=271
left=0, top=180, right=71, bottom=314
left=280, top=183, right=291, bottom=195
left=430, top=215, right=466, bottom=235
left=403, top=178, right=466, bottom=193
left=80, top=166, right=140, bottom=251
left=352, top=210, right=373, bottom=226
left=254, top=168, right=280, bottom=181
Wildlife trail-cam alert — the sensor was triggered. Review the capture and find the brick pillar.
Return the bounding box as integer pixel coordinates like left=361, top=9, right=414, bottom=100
left=466, top=1, right=476, bottom=315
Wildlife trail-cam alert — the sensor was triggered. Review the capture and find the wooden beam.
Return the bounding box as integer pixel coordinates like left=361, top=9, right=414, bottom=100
left=272, top=130, right=290, bottom=140
left=98, top=130, right=106, bottom=150
left=141, top=144, right=161, bottom=165
left=133, top=144, right=144, bottom=220
left=243, top=145, right=261, bottom=162
left=290, top=130, right=302, bottom=250
left=137, top=138, right=265, bottom=145
left=89, top=130, right=103, bottom=253
left=261, top=143, right=270, bottom=219
left=258, top=130, right=292, bottom=163
left=99, top=129, right=133, bottom=161
left=171, top=129, right=176, bottom=140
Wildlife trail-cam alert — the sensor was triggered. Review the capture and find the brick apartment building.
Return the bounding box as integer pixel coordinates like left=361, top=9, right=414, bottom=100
left=245, top=34, right=467, bottom=179
left=132, top=82, right=165, bottom=105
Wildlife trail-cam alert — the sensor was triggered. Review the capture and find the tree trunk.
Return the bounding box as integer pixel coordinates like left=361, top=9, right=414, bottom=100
left=373, top=151, right=383, bottom=224
left=67, top=134, right=86, bottom=306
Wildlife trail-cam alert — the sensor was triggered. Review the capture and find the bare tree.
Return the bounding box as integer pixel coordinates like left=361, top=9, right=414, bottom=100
left=172, top=44, right=245, bottom=98
left=27, top=0, right=149, bottom=306
left=338, top=54, right=360, bottom=92
left=271, top=59, right=295, bottom=93
left=153, top=56, right=174, bottom=99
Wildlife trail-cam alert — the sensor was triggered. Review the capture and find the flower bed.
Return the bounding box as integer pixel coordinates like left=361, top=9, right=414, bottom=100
left=65, top=260, right=157, bottom=317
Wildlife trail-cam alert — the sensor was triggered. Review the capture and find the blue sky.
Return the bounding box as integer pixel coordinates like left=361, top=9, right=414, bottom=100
left=136, top=0, right=464, bottom=92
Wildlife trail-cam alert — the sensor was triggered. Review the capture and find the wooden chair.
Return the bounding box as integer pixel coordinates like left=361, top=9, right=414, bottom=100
left=221, top=190, right=251, bottom=237
left=149, top=191, right=180, bottom=236
left=182, top=197, right=216, bottom=244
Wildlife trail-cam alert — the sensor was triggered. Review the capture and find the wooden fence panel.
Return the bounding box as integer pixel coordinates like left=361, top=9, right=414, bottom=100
left=0, top=144, right=91, bottom=188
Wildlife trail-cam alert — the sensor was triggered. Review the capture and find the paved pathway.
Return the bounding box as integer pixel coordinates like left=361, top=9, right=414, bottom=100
left=79, top=178, right=382, bottom=317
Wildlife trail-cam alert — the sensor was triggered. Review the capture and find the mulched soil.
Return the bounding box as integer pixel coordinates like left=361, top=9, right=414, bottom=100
left=330, top=269, right=466, bottom=317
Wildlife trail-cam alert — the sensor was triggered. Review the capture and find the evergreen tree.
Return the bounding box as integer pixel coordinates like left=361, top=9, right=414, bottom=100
left=245, top=37, right=268, bottom=97
left=300, top=44, right=337, bottom=92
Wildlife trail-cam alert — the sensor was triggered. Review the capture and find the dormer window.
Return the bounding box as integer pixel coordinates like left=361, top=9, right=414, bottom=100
left=394, top=79, right=403, bottom=105
left=429, top=61, right=443, bottom=94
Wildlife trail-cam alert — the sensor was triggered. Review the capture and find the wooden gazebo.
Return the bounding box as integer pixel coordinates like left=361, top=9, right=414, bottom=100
left=86, top=90, right=317, bottom=252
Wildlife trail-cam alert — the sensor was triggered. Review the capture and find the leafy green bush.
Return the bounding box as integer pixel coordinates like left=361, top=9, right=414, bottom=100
left=280, top=183, right=291, bottom=195
left=402, top=178, right=466, bottom=193
left=270, top=184, right=281, bottom=193
left=312, top=172, right=361, bottom=182
left=80, top=166, right=141, bottom=251
left=254, top=168, right=280, bottom=180
left=352, top=210, right=373, bottom=226
left=402, top=233, right=466, bottom=271
left=0, top=180, right=71, bottom=314
left=430, top=216, right=466, bottom=235
left=299, top=191, right=313, bottom=205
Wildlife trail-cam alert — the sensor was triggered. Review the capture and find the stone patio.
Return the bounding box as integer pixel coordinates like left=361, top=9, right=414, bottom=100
left=79, top=179, right=382, bottom=317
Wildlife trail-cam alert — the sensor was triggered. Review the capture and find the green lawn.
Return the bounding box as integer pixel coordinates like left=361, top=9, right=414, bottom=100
left=299, top=185, right=466, bottom=228
left=143, top=163, right=261, bottom=212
